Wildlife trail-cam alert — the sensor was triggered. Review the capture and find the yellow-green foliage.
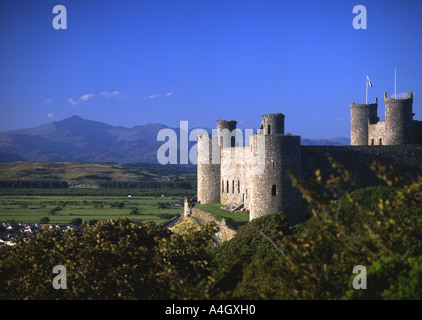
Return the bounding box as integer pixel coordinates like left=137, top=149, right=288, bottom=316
left=213, top=158, right=422, bottom=299
left=277, top=159, right=422, bottom=299
left=0, top=218, right=220, bottom=300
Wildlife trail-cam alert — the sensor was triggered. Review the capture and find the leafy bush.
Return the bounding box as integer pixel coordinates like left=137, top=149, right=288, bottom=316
left=215, top=159, right=422, bottom=299
left=39, top=217, right=50, bottom=224
left=0, top=218, right=220, bottom=300
left=130, top=207, right=140, bottom=215
left=213, top=211, right=293, bottom=298
left=70, top=218, right=83, bottom=226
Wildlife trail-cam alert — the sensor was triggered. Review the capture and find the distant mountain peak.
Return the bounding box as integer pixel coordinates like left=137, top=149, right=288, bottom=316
left=56, top=115, right=89, bottom=123
left=68, top=115, right=83, bottom=120
left=0, top=115, right=170, bottom=163
left=55, top=115, right=83, bottom=123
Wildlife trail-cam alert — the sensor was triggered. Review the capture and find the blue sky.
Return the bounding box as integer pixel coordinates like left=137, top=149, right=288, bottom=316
left=1, top=0, right=421, bottom=138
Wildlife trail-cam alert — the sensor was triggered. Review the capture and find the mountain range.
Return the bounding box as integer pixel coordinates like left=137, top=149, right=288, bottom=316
left=0, top=115, right=350, bottom=164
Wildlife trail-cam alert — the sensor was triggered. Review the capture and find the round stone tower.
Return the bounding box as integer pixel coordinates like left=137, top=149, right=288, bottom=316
left=216, top=120, right=237, bottom=148
left=260, top=113, right=285, bottom=135
left=350, top=98, right=378, bottom=145
left=384, top=91, right=413, bottom=145
left=197, top=134, right=220, bottom=204
left=249, top=132, right=302, bottom=224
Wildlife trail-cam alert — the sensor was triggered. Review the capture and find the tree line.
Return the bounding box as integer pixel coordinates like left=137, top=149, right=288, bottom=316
left=0, top=180, right=68, bottom=189
left=98, top=180, right=195, bottom=190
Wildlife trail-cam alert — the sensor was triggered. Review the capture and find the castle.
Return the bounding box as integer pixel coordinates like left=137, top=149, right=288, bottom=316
left=351, top=92, right=422, bottom=146
left=197, top=91, right=422, bottom=224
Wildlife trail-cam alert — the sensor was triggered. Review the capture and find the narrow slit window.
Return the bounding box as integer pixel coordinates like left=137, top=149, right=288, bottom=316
left=238, top=180, right=240, bottom=193
left=379, top=138, right=382, bottom=145
left=267, top=124, right=271, bottom=135
left=371, top=139, right=375, bottom=146
left=232, top=180, right=234, bottom=193
left=271, top=184, right=278, bottom=196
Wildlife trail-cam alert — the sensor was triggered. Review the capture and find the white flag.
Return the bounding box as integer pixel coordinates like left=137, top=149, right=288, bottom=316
left=367, top=76, right=373, bottom=87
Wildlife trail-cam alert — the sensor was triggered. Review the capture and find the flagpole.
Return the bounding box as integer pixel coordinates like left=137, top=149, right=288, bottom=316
left=395, top=68, right=397, bottom=99
left=366, top=77, right=368, bottom=104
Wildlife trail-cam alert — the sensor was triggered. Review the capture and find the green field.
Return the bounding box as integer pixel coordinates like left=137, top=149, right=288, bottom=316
left=196, top=203, right=249, bottom=229
left=0, top=194, right=184, bottom=225
left=0, top=161, right=196, bottom=225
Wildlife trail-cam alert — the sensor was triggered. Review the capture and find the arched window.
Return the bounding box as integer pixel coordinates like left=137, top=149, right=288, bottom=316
left=379, top=138, right=382, bottom=145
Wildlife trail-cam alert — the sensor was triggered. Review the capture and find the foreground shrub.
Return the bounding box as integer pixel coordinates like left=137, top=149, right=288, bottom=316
left=0, top=218, right=219, bottom=300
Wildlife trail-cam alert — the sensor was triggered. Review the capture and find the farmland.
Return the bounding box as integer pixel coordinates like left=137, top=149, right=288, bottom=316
left=0, top=161, right=196, bottom=225
left=0, top=193, right=184, bottom=225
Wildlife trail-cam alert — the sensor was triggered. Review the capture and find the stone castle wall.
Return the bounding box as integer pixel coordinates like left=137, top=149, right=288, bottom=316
left=197, top=134, right=220, bottom=204
left=413, top=121, right=422, bottom=144
left=368, top=121, right=386, bottom=145
left=350, top=99, right=378, bottom=145
left=190, top=207, right=237, bottom=242
left=220, top=146, right=248, bottom=205
left=301, top=145, right=422, bottom=190
left=384, top=92, right=414, bottom=145
left=249, top=134, right=302, bottom=224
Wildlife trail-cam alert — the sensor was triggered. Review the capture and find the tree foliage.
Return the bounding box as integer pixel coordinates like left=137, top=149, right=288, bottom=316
left=99, top=180, right=195, bottom=190
left=213, top=159, right=422, bottom=299
left=0, top=180, right=68, bottom=189
left=0, top=218, right=219, bottom=300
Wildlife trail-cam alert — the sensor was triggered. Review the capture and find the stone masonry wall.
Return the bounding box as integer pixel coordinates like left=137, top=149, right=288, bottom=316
left=412, top=120, right=422, bottom=144
left=301, top=145, right=422, bottom=191
left=350, top=100, right=378, bottom=145
left=249, top=134, right=302, bottom=224
left=384, top=92, right=413, bottom=145
left=191, top=207, right=237, bottom=242
left=220, top=146, right=248, bottom=205
left=197, top=134, right=220, bottom=204
left=368, top=121, right=386, bottom=145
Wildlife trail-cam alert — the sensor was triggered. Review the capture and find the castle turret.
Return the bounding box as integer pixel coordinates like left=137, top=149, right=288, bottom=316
left=384, top=91, right=413, bottom=145
left=217, top=120, right=237, bottom=148
left=350, top=98, right=378, bottom=145
left=197, top=134, right=220, bottom=204
left=249, top=131, right=302, bottom=224
left=260, top=113, right=285, bottom=135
